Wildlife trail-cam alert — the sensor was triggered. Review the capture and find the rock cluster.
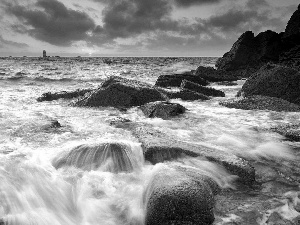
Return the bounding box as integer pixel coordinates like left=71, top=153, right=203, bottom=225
left=215, top=4, right=300, bottom=76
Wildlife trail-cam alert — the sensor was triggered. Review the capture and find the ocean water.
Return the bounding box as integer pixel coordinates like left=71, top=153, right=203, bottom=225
left=0, top=57, right=299, bottom=225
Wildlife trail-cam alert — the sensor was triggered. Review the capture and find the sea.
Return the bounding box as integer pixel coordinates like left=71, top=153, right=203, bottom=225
left=0, top=57, right=299, bottom=225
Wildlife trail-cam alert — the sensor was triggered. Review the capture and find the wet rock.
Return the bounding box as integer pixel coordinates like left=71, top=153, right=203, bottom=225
left=181, top=80, right=225, bottom=97
left=108, top=117, right=132, bottom=128
left=52, top=142, right=141, bottom=172
left=195, top=66, right=238, bottom=82
left=167, top=89, right=211, bottom=101
left=271, top=123, right=300, bottom=142
left=144, top=164, right=219, bottom=225
left=132, top=126, right=255, bottom=185
left=216, top=81, right=238, bottom=86
left=155, top=74, right=208, bottom=88
left=140, top=101, right=186, bottom=119
left=37, top=89, right=93, bottom=102
left=220, top=95, right=300, bottom=112
left=74, top=76, right=166, bottom=108
left=238, top=64, right=300, bottom=105
left=267, top=212, right=294, bottom=225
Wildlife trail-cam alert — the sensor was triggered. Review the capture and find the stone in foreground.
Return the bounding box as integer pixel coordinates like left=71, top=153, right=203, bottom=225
left=140, top=101, right=186, bottom=119
left=144, top=164, right=219, bottom=225
left=220, top=95, right=300, bottom=112
left=132, top=126, right=255, bottom=185
left=74, top=76, right=166, bottom=108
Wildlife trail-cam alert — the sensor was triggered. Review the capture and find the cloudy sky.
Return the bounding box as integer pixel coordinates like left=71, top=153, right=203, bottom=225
left=0, top=0, right=298, bottom=57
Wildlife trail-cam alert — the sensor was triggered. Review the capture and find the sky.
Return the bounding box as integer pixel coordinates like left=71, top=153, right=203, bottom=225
left=0, top=0, right=298, bottom=57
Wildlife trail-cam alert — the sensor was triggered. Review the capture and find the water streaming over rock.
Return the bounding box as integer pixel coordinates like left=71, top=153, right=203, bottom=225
left=0, top=57, right=299, bottom=224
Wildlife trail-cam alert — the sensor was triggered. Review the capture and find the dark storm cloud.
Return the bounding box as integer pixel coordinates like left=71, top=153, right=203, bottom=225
left=0, top=35, right=29, bottom=49
left=4, top=0, right=96, bottom=46
left=97, top=0, right=178, bottom=39
left=174, top=0, right=222, bottom=7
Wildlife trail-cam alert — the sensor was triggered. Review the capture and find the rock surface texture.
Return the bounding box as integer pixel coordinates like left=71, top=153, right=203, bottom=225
left=181, top=80, right=225, bottom=97
left=238, top=64, right=300, bottom=105
left=74, top=76, right=166, bottom=108
left=155, top=74, right=208, bottom=87
left=140, top=101, right=186, bottom=119
left=144, top=165, right=219, bottom=225
left=220, top=95, right=300, bottom=112
left=132, top=125, right=255, bottom=185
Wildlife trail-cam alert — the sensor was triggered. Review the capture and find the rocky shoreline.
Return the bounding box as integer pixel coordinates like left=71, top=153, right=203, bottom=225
left=35, top=4, right=300, bottom=225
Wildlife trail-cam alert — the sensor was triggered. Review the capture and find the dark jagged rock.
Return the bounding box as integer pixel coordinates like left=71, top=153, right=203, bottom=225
left=215, top=5, right=300, bottom=74
left=74, top=76, right=166, bottom=108
left=238, top=64, right=300, bottom=105
left=37, top=89, right=93, bottom=102
left=283, top=4, right=300, bottom=39
left=155, top=74, right=208, bottom=88
left=220, top=95, right=300, bottom=112
left=216, top=30, right=282, bottom=77
left=132, top=126, right=255, bottom=185
left=271, top=123, right=300, bottom=141
left=140, top=101, right=186, bottom=119
left=195, top=66, right=238, bottom=82
left=181, top=80, right=225, bottom=97
left=144, top=164, right=219, bottom=225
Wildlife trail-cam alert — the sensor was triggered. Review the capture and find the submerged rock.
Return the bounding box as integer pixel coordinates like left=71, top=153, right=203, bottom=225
left=238, top=64, right=300, bottom=105
left=155, top=74, right=208, bottom=88
left=74, top=76, right=166, bottom=108
left=220, top=95, right=300, bottom=112
left=52, top=142, right=142, bottom=172
left=181, top=80, right=225, bottom=97
left=144, top=164, right=219, bottom=225
left=271, top=123, right=300, bottom=142
left=37, top=89, right=93, bottom=102
left=132, top=126, right=255, bottom=185
left=140, top=101, right=186, bottom=119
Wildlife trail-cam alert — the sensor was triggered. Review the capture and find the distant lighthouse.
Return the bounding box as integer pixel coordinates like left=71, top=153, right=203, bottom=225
left=43, top=50, right=46, bottom=58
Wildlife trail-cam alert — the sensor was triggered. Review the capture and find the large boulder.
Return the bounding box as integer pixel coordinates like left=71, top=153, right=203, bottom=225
left=181, top=80, right=225, bottom=97
left=132, top=126, right=255, bottom=185
left=144, top=164, right=219, bottom=225
left=220, top=95, right=300, bottom=112
left=74, top=76, right=166, bottom=108
left=140, top=101, right=186, bottom=119
left=155, top=74, right=208, bottom=88
left=238, top=64, right=300, bottom=104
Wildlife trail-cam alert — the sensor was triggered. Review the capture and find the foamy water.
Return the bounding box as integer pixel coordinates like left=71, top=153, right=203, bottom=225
left=0, top=57, right=299, bottom=224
